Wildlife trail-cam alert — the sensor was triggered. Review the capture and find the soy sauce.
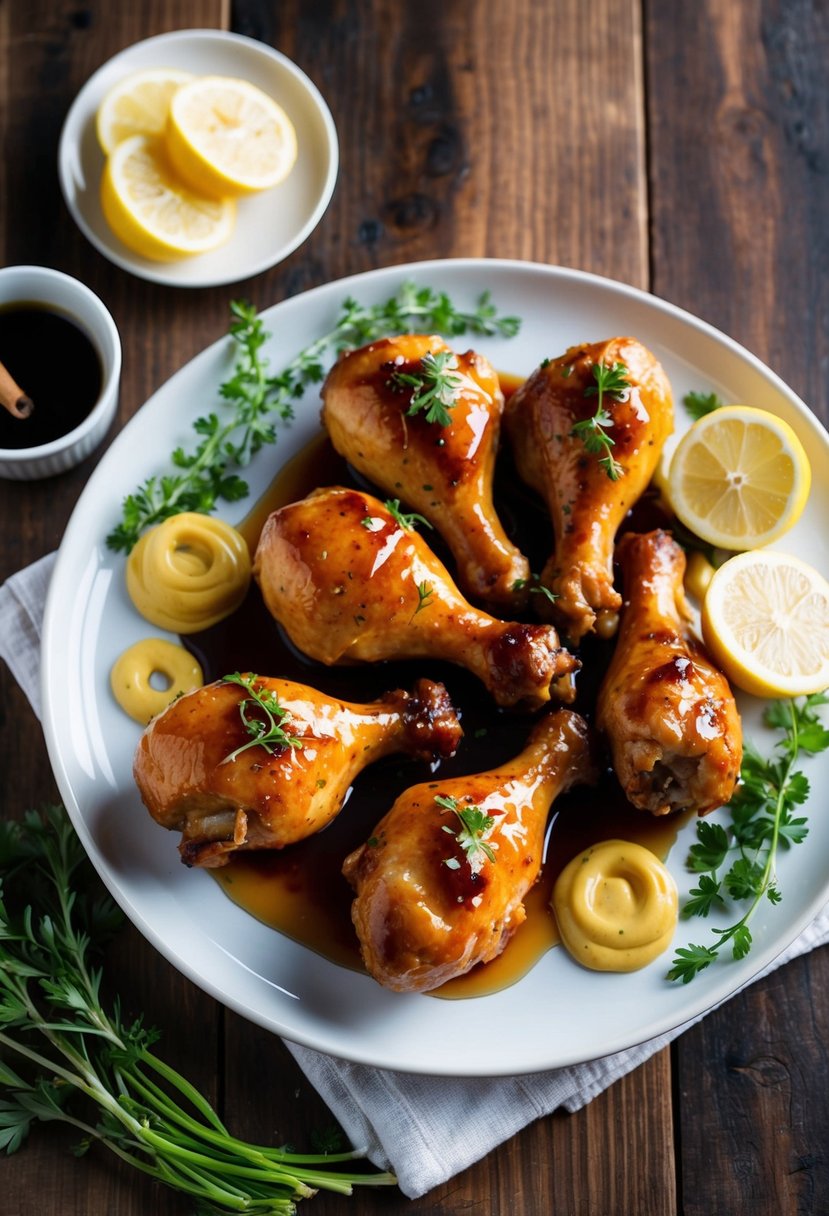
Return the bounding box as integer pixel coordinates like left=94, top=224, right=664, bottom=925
left=0, top=304, right=102, bottom=449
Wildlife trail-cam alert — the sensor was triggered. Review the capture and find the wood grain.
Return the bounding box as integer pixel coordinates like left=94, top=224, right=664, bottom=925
left=2, top=0, right=828, bottom=1213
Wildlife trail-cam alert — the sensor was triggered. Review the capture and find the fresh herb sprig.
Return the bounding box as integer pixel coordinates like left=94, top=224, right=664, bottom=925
left=384, top=499, right=433, bottom=532
left=107, top=286, right=521, bottom=553
left=683, top=389, right=724, bottom=420
left=412, top=580, right=434, bottom=618
left=668, top=693, right=829, bottom=984
left=436, top=795, right=497, bottom=870
left=0, top=806, right=395, bottom=1211
left=220, top=672, right=304, bottom=764
left=390, top=351, right=462, bottom=428
left=512, top=572, right=559, bottom=604
left=571, top=360, right=629, bottom=480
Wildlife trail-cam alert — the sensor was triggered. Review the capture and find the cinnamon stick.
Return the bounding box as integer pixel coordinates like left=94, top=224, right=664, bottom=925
left=0, top=358, right=34, bottom=419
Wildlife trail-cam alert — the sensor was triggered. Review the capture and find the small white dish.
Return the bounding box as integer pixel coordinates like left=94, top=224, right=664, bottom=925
left=0, top=265, right=121, bottom=480
left=58, top=29, right=339, bottom=288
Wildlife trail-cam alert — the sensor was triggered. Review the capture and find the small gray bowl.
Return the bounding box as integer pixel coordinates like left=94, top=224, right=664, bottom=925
left=0, top=265, right=121, bottom=480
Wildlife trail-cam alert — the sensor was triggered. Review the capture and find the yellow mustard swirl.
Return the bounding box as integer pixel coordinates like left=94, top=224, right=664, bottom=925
left=552, top=839, right=678, bottom=972
left=126, top=513, right=251, bottom=632
left=110, top=638, right=203, bottom=724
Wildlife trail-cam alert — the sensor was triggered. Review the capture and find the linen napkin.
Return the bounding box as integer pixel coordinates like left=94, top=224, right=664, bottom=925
left=3, top=552, right=829, bottom=1198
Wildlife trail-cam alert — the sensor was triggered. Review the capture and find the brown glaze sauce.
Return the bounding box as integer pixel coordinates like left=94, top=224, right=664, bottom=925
left=184, top=375, right=685, bottom=1000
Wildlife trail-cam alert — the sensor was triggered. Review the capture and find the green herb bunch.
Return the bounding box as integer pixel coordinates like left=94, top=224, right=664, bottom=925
left=0, top=806, right=395, bottom=1212
left=107, top=285, right=520, bottom=553
left=669, top=694, right=829, bottom=983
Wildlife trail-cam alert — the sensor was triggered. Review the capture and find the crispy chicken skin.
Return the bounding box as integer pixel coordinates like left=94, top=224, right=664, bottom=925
left=504, top=337, right=673, bottom=643
left=321, top=333, right=530, bottom=609
left=134, top=675, right=462, bottom=868
left=253, top=486, right=578, bottom=710
left=343, top=710, right=595, bottom=993
left=596, top=530, right=742, bottom=816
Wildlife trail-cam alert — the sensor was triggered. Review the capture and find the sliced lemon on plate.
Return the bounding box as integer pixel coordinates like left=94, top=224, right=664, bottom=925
left=100, top=135, right=235, bottom=261
left=96, top=68, right=194, bottom=154
left=166, top=76, right=298, bottom=198
left=701, top=550, right=829, bottom=697
left=667, top=405, right=811, bottom=550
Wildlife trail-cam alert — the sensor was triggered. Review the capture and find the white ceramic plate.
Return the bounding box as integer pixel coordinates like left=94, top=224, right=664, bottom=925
left=41, top=259, right=829, bottom=1076
left=58, top=30, right=338, bottom=288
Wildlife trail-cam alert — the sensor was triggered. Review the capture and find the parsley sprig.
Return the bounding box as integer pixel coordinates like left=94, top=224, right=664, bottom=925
left=668, top=693, right=829, bottom=984
left=220, top=672, right=304, bottom=763
left=0, top=806, right=395, bottom=1209
left=571, top=360, right=629, bottom=480
left=107, top=285, right=521, bottom=553
left=390, top=351, right=462, bottom=427
left=436, top=795, right=497, bottom=870
left=683, top=389, right=724, bottom=420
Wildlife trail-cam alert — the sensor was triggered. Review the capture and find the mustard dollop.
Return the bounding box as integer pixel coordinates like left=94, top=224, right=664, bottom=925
left=110, top=637, right=203, bottom=724
left=126, top=512, right=251, bottom=632
left=552, top=839, right=678, bottom=972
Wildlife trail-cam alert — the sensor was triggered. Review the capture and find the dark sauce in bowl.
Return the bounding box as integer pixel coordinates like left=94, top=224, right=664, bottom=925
left=0, top=304, right=102, bottom=449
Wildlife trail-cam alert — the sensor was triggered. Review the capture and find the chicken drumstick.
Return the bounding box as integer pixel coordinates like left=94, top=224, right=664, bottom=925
left=134, top=674, right=462, bottom=868
left=253, top=486, right=578, bottom=709
left=343, top=709, right=595, bottom=993
left=505, top=336, right=673, bottom=643
left=322, top=333, right=529, bottom=609
left=596, top=530, right=742, bottom=816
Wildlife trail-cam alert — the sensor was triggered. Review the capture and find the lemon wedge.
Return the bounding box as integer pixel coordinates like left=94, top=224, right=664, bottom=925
left=667, top=406, right=811, bottom=550
left=100, top=135, right=235, bottom=261
left=701, top=550, right=829, bottom=697
left=166, top=76, right=298, bottom=198
left=96, top=68, right=194, bottom=154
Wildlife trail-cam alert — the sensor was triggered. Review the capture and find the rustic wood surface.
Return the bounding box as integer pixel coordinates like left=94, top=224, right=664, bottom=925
left=0, top=0, right=826, bottom=1212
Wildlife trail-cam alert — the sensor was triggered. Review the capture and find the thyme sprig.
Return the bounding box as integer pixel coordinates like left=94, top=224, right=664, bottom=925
left=571, top=360, right=629, bottom=481
left=220, top=672, right=304, bottom=764
left=412, top=580, right=434, bottom=618
left=436, top=795, right=497, bottom=870
left=107, top=285, right=521, bottom=553
left=384, top=499, right=433, bottom=532
left=668, top=693, right=829, bottom=984
left=0, top=806, right=395, bottom=1210
left=390, top=351, right=462, bottom=428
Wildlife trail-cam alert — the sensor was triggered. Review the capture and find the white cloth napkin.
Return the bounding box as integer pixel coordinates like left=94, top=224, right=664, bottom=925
left=3, top=552, right=829, bottom=1198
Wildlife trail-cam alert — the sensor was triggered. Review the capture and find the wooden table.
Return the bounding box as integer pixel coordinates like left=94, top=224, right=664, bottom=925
left=1, top=2, right=828, bottom=1212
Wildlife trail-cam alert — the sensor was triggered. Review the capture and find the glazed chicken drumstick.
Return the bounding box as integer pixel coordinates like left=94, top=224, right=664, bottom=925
left=134, top=674, right=462, bottom=868
left=253, top=486, right=578, bottom=709
left=322, top=333, right=530, bottom=610
left=504, top=336, right=673, bottom=643
left=596, top=530, right=742, bottom=817
left=343, top=709, right=595, bottom=993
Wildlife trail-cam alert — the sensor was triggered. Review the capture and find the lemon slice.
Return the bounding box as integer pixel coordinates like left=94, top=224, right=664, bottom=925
left=667, top=406, right=811, bottom=550
left=101, top=135, right=235, bottom=261
left=166, top=76, right=298, bottom=198
left=701, top=550, right=829, bottom=697
left=96, top=68, right=194, bottom=154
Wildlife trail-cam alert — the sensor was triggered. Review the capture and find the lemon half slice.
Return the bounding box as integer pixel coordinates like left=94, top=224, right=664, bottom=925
left=701, top=550, right=829, bottom=697
left=96, top=68, right=194, bottom=154
left=101, top=135, right=235, bottom=261
left=166, top=76, right=298, bottom=198
left=667, top=406, right=811, bottom=550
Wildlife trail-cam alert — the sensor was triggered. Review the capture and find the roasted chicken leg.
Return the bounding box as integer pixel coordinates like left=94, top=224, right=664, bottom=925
left=505, top=337, right=673, bottom=642
left=343, top=709, right=595, bottom=993
left=253, top=486, right=578, bottom=709
left=322, top=333, right=529, bottom=609
left=596, top=530, right=742, bottom=816
left=134, top=674, right=462, bottom=868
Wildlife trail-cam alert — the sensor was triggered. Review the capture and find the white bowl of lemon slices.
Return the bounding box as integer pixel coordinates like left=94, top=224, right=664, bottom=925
left=58, top=30, right=338, bottom=287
